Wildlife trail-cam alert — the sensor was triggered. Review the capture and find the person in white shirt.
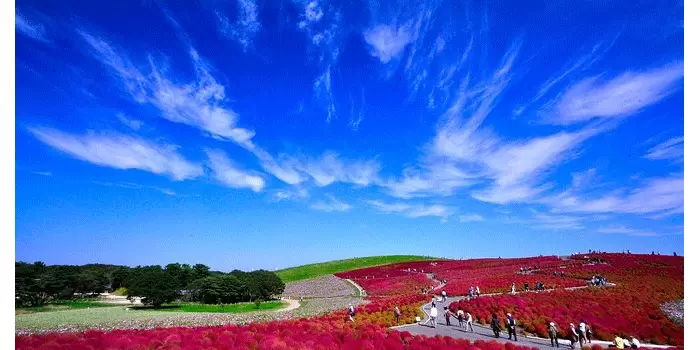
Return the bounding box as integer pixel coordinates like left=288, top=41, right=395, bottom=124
left=456, top=308, right=465, bottom=328
left=511, top=282, right=516, bottom=294
left=429, top=306, right=438, bottom=328
left=631, top=337, right=641, bottom=349
left=348, top=304, right=355, bottom=322
left=578, top=320, right=588, bottom=346
left=441, top=290, right=447, bottom=302
left=465, top=311, right=474, bottom=332
left=476, top=286, right=480, bottom=297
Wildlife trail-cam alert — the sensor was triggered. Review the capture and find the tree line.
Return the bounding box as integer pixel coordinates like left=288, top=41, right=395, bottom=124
left=15, top=261, right=285, bottom=308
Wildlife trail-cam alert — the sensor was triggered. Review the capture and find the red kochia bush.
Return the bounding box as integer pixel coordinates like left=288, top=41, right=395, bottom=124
left=16, top=320, right=542, bottom=350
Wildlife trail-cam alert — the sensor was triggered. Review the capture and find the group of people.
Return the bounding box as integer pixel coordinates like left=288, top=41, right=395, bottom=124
left=425, top=304, right=474, bottom=332
left=489, top=313, right=518, bottom=341
left=610, top=335, right=642, bottom=349
left=519, top=266, right=539, bottom=273
left=511, top=281, right=545, bottom=294
left=468, top=285, right=481, bottom=299
left=590, top=275, right=608, bottom=287
left=546, top=320, right=592, bottom=349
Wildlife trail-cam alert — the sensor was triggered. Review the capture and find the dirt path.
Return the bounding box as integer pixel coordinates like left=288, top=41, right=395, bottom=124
left=276, top=298, right=301, bottom=312
left=344, top=279, right=367, bottom=297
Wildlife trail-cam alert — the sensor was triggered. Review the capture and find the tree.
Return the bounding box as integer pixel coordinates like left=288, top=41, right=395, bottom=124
left=248, top=270, right=285, bottom=300
left=127, top=267, right=179, bottom=308
left=110, top=267, right=132, bottom=290
left=188, top=276, right=247, bottom=304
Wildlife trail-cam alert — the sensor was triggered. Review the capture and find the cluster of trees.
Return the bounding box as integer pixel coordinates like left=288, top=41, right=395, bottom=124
left=15, top=261, right=285, bottom=308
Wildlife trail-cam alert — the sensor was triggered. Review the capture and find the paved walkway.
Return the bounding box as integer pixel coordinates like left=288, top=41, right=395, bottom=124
left=344, top=279, right=367, bottom=297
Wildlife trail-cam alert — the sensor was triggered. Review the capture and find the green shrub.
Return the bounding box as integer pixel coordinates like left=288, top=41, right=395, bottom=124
left=113, top=287, right=128, bottom=296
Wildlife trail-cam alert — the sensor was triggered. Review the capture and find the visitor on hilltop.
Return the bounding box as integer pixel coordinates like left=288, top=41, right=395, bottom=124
left=469, top=286, right=475, bottom=299
left=442, top=290, right=447, bottom=303
left=524, top=282, right=529, bottom=292
left=394, top=306, right=401, bottom=325
left=506, top=313, right=518, bottom=341
left=348, top=304, right=356, bottom=323
left=568, top=323, right=579, bottom=349
left=491, top=313, right=502, bottom=338
left=549, top=322, right=560, bottom=348
left=476, top=286, right=481, bottom=297
left=511, top=282, right=516, bottom=294
left=622, top=338, right=632, bottom=348
left=428, top=305, right=438, bottom=328
left=457, top=308, right=464, bottom=328
left=466, top=310, right=474, bottom=332
left=444, top=306, right=452, bottom=326
left=578, top=320, right=587, bottom=347
left=674, top=252, right=677, bottom=256
left=630, top=336, right=640, bottom=349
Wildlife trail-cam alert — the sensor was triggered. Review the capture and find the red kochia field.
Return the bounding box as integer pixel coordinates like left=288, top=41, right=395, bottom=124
left=16, top=320, right=543, bottom=350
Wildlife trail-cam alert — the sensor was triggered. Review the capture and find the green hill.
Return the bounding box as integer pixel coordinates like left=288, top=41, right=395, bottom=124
left=275, top=255, right=439, bottom=283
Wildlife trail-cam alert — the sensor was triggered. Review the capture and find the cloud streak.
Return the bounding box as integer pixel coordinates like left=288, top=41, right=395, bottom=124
left=644, top=136, right=684, bottom=163
left=310, top=195, right=352, bottom=212
left=29, top=127, right=203, bottom=181
left=205, top=149, right=265, bottom=192
left=16, top=11, right=49, bottom=43
left=367, top=199, right=455, bottom=221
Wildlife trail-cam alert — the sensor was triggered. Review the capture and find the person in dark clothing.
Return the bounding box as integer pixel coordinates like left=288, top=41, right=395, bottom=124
left=506, top=313, right=518, bottom=341
left=491, top=314, right=502, bottom=338
left=444, top=307, right=452, bottom=326
left=524, top=282, right=529, bottom=291
left=549, top=322, right=559, bottom=348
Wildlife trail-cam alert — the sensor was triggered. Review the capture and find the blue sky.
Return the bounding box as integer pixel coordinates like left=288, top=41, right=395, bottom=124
left=15, top=0, right=684, bottom=271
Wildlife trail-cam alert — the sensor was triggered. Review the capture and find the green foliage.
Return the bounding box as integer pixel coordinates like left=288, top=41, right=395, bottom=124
left=187, top=270, right=284, bottom=304
left=113, top=287, right=128, bottom=296
left=131, top=301, right=285, bottom=313
left=127, top=267, right=179, bottom=308
left=274, top=255, right=439, bottom=283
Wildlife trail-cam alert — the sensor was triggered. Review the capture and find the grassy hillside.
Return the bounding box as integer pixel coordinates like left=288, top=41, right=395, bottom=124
left=275, top=255, right=438, bottom=283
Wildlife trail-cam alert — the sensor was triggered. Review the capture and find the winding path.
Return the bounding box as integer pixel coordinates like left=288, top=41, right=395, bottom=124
left=276, top=298, right=301, bottom=312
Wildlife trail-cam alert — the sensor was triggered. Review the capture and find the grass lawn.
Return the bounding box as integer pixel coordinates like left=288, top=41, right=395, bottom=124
left=275, top=255, right=439, bottom=283
left=15, top=299, right=119, bottom=315
left=131, top=301, right=285, bottom=313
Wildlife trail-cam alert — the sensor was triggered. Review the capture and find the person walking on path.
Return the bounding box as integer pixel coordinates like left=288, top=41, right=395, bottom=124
left=456, top=308, right=464, bottom=328
left=469, top=286, right=474, bottom=300
left=348, top=304, right=356, bottom=323
left=611, top=335, right=624, bottom=348
left=511, top=282, right=516, bottom=294
left=630, top=337, right=641, bottom=349
left=585, top=322, right=593, bottom=343
left=577, top=320, right=587, bottom=347
left=548, top=322, right=559, bottom=348
left=568, top=323, right=579, bottom=349
left=393, top=306, right=401, bottom=325
left=444, top=307, right=452, bottom=326
left=465, top=311, right=474, bottom=332
left=441, top=290, right=447, bottom=303
left=491, top=313, right=502, bottom=338
left=506, top=313, right=518, bottom=341
left=429, top=305, right=438, bottom=328
left=431, top=297, right=436, bottom=308
left=476, top=286, right=481, bottom=297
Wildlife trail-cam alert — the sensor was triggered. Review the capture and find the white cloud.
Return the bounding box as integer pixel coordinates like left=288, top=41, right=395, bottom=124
left=215, top=0, right=261, bottom=51
left=546, top=62, right=684, bottom=125
left=205, top=149, right=265, bottom=192
left=364, top=22, right=417, bottom=63
left=29, top=127, right=203, bottom=181
left=596, top=225, right=660, bottom=237
left=349, top=90, right=366, bottom=131
left=93, top=181, right=176, bottom=196
left=294, top=152, right=381, bottom=187
left=314, top=66, right=336, bottom=122
left=571, top=168, right=597, bottom=189
left=644, top=136, right=683, bottom=162
left=272, top=187, right=309, bottom=202
left=15, top=11, right=49, bottom=43
left=504, top=210, right=585, bottom=231
left=367, top=200, right=455, bottom=221
left=545, top=174, right=683, bottom=217
left=310, top=195, right=351, bottom=212
left=78, top=32, right=255, bottom=147
left=31, top=171, right=52, bottom=177
left=116, top=113, right=144, bottom=131
left=459, top=214, right=484, bottom=222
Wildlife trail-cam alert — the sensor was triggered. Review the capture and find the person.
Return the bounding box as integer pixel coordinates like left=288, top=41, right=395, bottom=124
left=429, top=305, right=438, bottom=328
left=441, top=290, right=447, bottom=303
left=524, top=282, right=529, bottom=292
left=476, top=286, right=481, bottom=297
left=457, top=308, right=465, bottom=328
left=444, top=306, right=452, bottom=326
left=568, top=323, right=578, bottom=349
left=431, top=297, right=436, bottom=308
left=491, top=313, right=502, bottom=338
left=585, top=322, right=593, bottom=343
left=674, top=252, right=677, bottom=256
left=394, top=306, right=401, bottom=324
left=549, top=322, right=559, bottom=348
left=465, top=310, right=474, bottom=332
left=622, top=338, right=631, bottom=348
left=348, top=304, right=356, bottom=322
left=469, top=286, right=474, bottom=299
left=578, top=320, right=588, bottom=346
left=631, top=337, right=640, bottom=349
left=611, top=335, right=624, bottom=349
left=506, top=313, right=518, bottom=341
left=511, top=282, right=516, bottom=294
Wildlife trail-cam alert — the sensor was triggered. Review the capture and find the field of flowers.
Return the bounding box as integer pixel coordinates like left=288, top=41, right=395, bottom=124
left=448, top=253, right=684, bottom=346
left=281, top=275, right=357, bottom=298
left=17, top=319, right=544, bottom=350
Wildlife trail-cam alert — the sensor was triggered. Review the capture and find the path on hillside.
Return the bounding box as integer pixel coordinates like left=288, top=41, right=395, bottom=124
left=394, top=285, right=673, bottom=350
left=344, top=279, right=367, bottom=297
left=276, top=298, right=301, bottom=312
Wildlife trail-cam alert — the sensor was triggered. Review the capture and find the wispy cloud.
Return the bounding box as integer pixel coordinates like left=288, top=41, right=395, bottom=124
left=348, top=89, right=366, bottom=131
left=596, top=225, right=660, bottom=237
left=364, top=22, right=418, bottom=63
left=15, top=11, right=49, bottom=43
left=459, top=214, right=484, bottom=222
left=504, top=210, right=586, bottom=231
left=116, top=113, right=144, bottom=131
left=367, top=200, right=455, bottom=221
left=31, top=171, right=52, bottom=177
left=29, top=127, right=203, bottom=181
left=545, top=174, right=683, bottom=217
left=93, top=181, right=176, bottom=196
left=205, top=149, right=265, bottom=192
left=644, top=136, right=683, bottom=163
left=544, top=61, right=684, bottom=125
left=310, top=195, right=351, bottom=212
left=272, top=187, right=310, bottom=202
left=215, top=0, right=261, bottom=51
